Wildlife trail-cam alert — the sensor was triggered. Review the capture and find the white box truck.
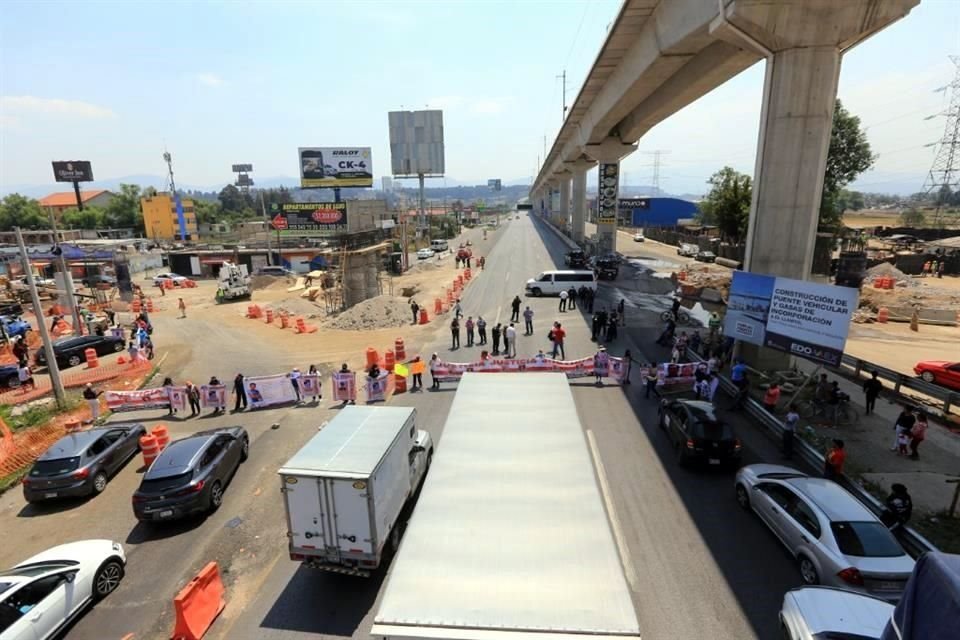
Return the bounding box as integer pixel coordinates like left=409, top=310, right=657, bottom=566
left=279, top=406, right=433, bottom=576
left=372, top=373, right=641, bottom=640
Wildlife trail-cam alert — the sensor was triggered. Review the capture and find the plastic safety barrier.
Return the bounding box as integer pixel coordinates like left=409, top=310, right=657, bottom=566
left=170, top=561, right=226, bottom=640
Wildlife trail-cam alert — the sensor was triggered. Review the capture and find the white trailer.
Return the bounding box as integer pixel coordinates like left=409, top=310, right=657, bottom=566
left=279, top=406, right=433, bottom=576
left=372, top=372, right=641, bottom=640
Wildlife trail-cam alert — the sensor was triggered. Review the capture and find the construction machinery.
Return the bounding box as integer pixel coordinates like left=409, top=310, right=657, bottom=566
left=215, top=261, right=252, bottom=303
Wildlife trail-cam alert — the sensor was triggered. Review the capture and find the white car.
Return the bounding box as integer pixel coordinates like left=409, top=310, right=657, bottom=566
left=633, top=232, right=645, bottom=242
left=152, top=272, right=187, bottom=287
left=780, top=586, right=893, bottom=640
left=416, top=248, right=434, bottom=260
left=0, top=539, right=125, bottom=639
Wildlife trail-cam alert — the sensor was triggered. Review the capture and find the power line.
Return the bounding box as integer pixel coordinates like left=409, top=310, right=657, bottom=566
left=641, top=150, right=670, bottom=196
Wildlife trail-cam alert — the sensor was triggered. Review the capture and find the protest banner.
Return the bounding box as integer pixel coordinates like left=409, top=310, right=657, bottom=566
left=244, top=374, right=298, bottom=409
left=427, top=354, right=629, bottom=384
left=300, top=373, right=320, bottom=398
left=200, top=384, right=227, bottom=409
left=332, top=371, right=357, bottom=402
left=365, top=370, right=392, bottom=403
left=105, top=387, right=186, bottom=412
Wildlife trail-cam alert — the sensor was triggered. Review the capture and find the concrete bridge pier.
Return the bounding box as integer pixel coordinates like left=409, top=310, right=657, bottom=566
left=557, top=171, right=572, bottom=233
left=585, top=138, right=637, bottom=256
left=568, top=159, right=593, bottom=245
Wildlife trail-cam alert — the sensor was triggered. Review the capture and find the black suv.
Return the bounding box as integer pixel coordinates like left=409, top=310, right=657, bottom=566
left=593, top=257, right=619, bottom=280
left=35, top=335, right=125, bottom=369
left=659, top=399, right=742, bottom=468
left=564, top=250, right=588, bottom=269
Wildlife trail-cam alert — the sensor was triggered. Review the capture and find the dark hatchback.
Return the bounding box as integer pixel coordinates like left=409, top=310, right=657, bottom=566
left=23, top=424, right=146, bottom=502
left=659, top=399, right=742, bottom=468
left=35, top=335, right=125, bottom=369
left=132, top=427, right=249, bottom=523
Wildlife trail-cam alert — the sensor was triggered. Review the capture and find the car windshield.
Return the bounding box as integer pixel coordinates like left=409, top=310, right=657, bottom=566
left=30, top=457, right=80, bottom=477
left=831, top=521, right=904, bottom=557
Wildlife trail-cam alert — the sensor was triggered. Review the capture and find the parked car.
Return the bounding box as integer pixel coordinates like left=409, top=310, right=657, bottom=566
left=0, top=539, right=125, bottom=639
left=22, top=425, right=146, bottom=503
left=678, top=243, right=699, bottom=257
left=132, top=427, right=249, bottom=523
left=416, top=248, right=434, bottom=260
left=0, top=363, right=20, bottom=389
left=780, top=586, right=893, bottom=640
left=593, top=258, right=619, bottom=280
left=564, top=250, right=588, bottom=269
left=80, top=274, right=117, bottom=287
left=913, top=360, right=960, bottom=391
left=34, top=335, right=126, bottom=369
left=0, top=301, right=23, bottom=317
left=633, top=232, right=645, bottom=242
left=735, top=464, right=915, bottom=601
left=695, top=250, right=717, bottom=263
left=151, top=272, right=188, bottom=286
left=659, top=399, right=741, bottom=467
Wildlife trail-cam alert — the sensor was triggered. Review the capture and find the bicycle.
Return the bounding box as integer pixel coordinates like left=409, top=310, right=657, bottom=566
left=660, top=309, right=691, bottom=325
left=797, top=396, right=859, bottom=426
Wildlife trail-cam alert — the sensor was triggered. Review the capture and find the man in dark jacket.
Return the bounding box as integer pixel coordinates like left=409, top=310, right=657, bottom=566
left=492, top=323, right=502, bottom=355
left=450, top=317, right=460, bottom=349
left=863, top=370, right=883, bottom=415
left=510, top=296, right=521, bottom=322
left=233, top=373, right=247, bottom=411
left=882, top=483, right=913, bottom=528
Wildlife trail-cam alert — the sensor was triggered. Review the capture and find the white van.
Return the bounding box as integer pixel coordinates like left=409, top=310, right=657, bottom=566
left=525, top=270, right=597, bottom=297
left=430, top=239, right=449, bottom=253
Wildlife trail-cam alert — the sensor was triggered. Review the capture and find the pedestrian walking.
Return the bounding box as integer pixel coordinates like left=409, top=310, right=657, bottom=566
left=618, top=298, right=625, bottom=326
left=567, top=286, right=577, bottom=310
left=492, top=323, right=502, bottom=354
left=882, top=484, right=913, bottom=529
left=178, top=297, right=186, bottom=318
left=644, top=365, right=659, bottom=399
left=454, top=299, right=463, bottom=319
left=450, top=317, right=460, bottom=349
left=479, top=256, right=486, bottom=270
left=824, top=439, right=846, bottom=480
left=782, top=404, right=799, bottom=459
left=505, top=323, right=517, bottom=358
left=523, top=306, right=534, bottom=335
left=83, top=383, right=103, bottom=423
left=558, top=289, right=568, bottom=312
left=410, top=300, right=420, bottom=325
left=863, top=370, right=882, bottom=415
left=763, top=382, right=781, bottom=413
left=708, top=372, right=720, bottom=405
left=411, top=356, right=423, bottom=391
left=511, top=296, right=521, bottom=322
left=909, top=413, right=927, bottom=460
left=157, top=281, right=166, bottom=296
left=465, top=316, right=475, bottom=347
left=429, top=353, right=441, bottom=390
left=893, top=406, right=915, bottom=452
left=477, top=316, right=487, bottom=345
left=233, top=373, right=248, bottom=411
left=550, top=322, right=566, bottom=359
left=186, top=381, right=201, bottom=415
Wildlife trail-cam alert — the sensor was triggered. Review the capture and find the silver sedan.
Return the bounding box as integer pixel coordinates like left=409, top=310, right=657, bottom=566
left=734, top=464, right=915, bottom=602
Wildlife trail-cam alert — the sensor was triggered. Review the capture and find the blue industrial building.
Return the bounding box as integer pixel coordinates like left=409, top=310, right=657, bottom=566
left=618, top=197, right=698, bottom=227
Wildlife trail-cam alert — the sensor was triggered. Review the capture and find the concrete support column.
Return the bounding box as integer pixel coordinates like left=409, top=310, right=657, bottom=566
left=569, top=160, right=592, bottom=245
left=585, top=139, right=636, bottom=255
left=557, top=172, right=571, bottom=234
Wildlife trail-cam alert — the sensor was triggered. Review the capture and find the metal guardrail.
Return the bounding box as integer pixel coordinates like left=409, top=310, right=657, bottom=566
left=837, top=354, right=958, bottom=415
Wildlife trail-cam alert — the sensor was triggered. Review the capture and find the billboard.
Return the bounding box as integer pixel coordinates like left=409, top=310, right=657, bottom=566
left=724, top=271, right=859, bottom=366
left=232, top=163, right=253, bottom=172
left=298, top=147, right=373, bottom=188
left=52, top=161, right=94, bottom=182
left=597, top=163, right=619, bottom=224
left=270, top=202, right=347, bottom=237
left=388, top=110, right=445, bottom=176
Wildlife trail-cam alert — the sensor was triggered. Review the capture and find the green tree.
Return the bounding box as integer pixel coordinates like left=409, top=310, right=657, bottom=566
left=218, top=184, right=254, bottom=213
left=0, top=194, right=48, bottom=231
left=194, top=200, right=223, bottom=225
left=61, top=206, right=107, bottom=229
left=698, top=166, right=752, bottom=242
left=104, top=183, right=144, bottom=231
left=899, top=207, right=925, bottom=226
left=819, top=100, right=875, bottom=233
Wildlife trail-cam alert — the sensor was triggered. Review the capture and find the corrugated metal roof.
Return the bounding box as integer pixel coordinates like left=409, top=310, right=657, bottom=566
left=374, top=373, right=640, bottom=639
left=279, top=406, right=414, bottom=477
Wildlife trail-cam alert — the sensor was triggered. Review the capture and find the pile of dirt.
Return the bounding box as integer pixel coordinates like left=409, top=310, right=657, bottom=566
left=273, top=297, right=324, bottom=318
left=325, top=295, right=414, bottom=331
left=411, top=261, right=439, bottom=271
left=250, top=275, right=289, bottom=290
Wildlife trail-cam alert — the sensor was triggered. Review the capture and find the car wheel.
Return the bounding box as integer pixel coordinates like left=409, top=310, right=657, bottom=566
left=531, top=288, right=542, bottom=297
left=799, top=556, right=820, bottom=585
left=920, top=371, right=935, bottom=383
left=735, top=484, right=750, bottom=510
left=93, top=558, right=124, bottom=600
left=113, top=341, right=124, bottom=353
left=67, top=354, right=82, bottom=367
left=240, top=437, right=249, bottom=462
left=6, top=376, right=20, bottom=389
left=92, top=471, right=108, bottom=494
left=209, top=481, right=224, bottom=512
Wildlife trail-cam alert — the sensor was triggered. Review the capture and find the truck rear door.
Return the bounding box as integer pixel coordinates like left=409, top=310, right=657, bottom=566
left=283, top=474, right=331, bottom=557
left=330, top=477, right=374, bottom=557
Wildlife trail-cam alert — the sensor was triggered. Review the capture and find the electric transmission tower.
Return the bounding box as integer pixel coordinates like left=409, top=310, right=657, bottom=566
left=642, top=150, right=670, bottom=196
left=922, top=55, right=960, bottom=224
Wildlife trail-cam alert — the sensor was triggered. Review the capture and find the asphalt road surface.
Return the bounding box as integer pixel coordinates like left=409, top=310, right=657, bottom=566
left=0, top=213, right=802, bottom=640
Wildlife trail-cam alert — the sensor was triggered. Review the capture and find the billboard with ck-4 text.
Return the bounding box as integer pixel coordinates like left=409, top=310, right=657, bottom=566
left=724, top=271, right=859, bottom=366
left=271, top=202, right=347, bottom=237
left=299, top=147, right=373, bottom=188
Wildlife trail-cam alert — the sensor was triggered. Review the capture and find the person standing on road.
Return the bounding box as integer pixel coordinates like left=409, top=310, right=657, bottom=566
left=186, top=381, right=201, bottom=416
left=893, top=406, right=915, bottom=452
left=289, top=368, right=303, bottom=403
left=454, top=299, right=463, bottom=319
left=523, top=306, right=534, bottom=336
left=178, top=297, right=186, bottom=318
left=492, top=323, right=502, bottom=355
left=606, top=312, right=618, bottom=342
left=233, top=373, right=248, bottom=411
left=551, top=322, right=566, bottom=360
left=938, top=261, right=945, bottom=278
left=567, top=286, right=577, bottom=310
left=83, top=383, right=103, bottom=423
left=824, top=439, right=846, bottom=480
left=708, top=372, right=720, bottom=405
left=307, top=364, right=321, bottom=402
left=162, top=377, right=178, bottom=416
left=587, top=287, right=595, bottom=313
left=477, top=316, right=487, bottom=345
left=410, top=300, right=420, bottom=325
left=429, top=353, right=441, bottom=390
left=863, top=370, right=883, bottom=415
left=505, top=323, right=517, bottom=358
left=593, top=346, right=608, bottom=385
left=511, top=296, right=521, bottom=322
left=763, top=382, right=781, bottom=413
left=909, top=413, right=927, bottom=460
left=558, top=289, right=568, bottom=312
left=782, top=404, right=799, bottom=459
left=410, top=356, right=423, bottom=391
left=644, top=365, right=659, bottom=399
left=621, top=349, right=634, bottom=384
left=479, top=256, right=485, bottom=270
left=591, top=311, right=602, bottom=341
left=465, top=316, right=475, bottom=347
left=618, top=298, right=626, bottom=326
left=450, top=317, right=460, bottom=350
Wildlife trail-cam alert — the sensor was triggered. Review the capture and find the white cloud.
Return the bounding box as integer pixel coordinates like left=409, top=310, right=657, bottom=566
left=195, top=73, right=224, bottom=87
left=0, top=95, right=115, bottom=119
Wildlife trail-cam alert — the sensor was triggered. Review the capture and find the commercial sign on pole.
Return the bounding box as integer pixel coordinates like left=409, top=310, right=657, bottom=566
left=597, top=164, right=619, bottom=224
left=388, top=110, right=445, bottom=176
left=298, top=147, right=373, bottom=188
left=724, top=271, right=860, bottom=366
left=270, top=202, right=348, bottom=237
left=51, top=161, right=94, bottom=182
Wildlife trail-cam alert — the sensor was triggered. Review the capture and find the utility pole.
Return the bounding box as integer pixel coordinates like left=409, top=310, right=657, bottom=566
left=15, top=227, right=67, bottom=409
left=922, top=55, right=960, bottom=225
left=47, top=210, right=83, bottom=335
left=259, top=190, right=273, bottom=266
left=556, top=69, right=568, bottom=122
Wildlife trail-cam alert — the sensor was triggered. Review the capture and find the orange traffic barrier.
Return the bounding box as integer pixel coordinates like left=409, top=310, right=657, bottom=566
left=886, top=277, right=896, bottom=290
left=434, top=298, right=442, bottom=314
left=146, top=298, right=155, bottom=313
left=457, top=275, right=464, bottom=287
left=394, top=375, right=407, bottom=394
left=65, top=419, right=82, bottom=433
left=140, top=434, right=159, bottom=468
left=164, top=279, right=174, bottom=289
left=279, top=312, right=289, bottom=329
left=84, top=348, right=99, bottom=369
left=247, top=304, right=261, bottom=319
left=464, top=268, right=472, bottom=280
left=294, top=317, right=317, bottom=334
left=265, top=308, right=274, bottom=323
left=419, top=308, right=429, bottom=325
left=384, top=350, right=396, bottom=372
left=117, top=355, right=126, bottom=365
left=151, top=425, right=170, bottom=451
left=878, top=307, right=889, bottom=323
left=445, top=289, right=453, bottom=304
left=132, top=299, right=142, bottom=314
left=366, top=348, right=379, bottom=369
left=394, top=338, right=406, bottom=361
left=170, top=561, right=226, bottom=640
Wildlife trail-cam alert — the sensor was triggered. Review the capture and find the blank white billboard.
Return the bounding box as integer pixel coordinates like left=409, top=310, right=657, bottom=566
left=388, top=110, right=445, bottom=177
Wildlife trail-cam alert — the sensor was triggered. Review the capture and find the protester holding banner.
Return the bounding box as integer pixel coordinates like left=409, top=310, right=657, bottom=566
left=289, top=368, right=303, bottom=402
left=233, top=373, right=247, bottom=412
left=410, top=356, right=424, bottom=391
left=593, top=347, right=609, bottom=385
left=162, top=377, right=177, bottom=415
left=333, top=363, right=357, bottom=404
left=307, top=364, right=321, bottom=402
left=429, top=353, right=441, bottom=390
left=206, top=376, right=226, bottom=414
left=186, top=381, right=201, bottom=416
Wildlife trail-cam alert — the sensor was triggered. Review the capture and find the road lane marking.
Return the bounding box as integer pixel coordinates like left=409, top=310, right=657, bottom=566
left=495, top=305, right=502, bottom=324
left=587, top=428, right=639, bottom=591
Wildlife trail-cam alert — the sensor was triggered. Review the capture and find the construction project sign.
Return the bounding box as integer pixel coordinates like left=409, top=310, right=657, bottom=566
left=271, top=202, right=348, bottom=237
left=299, top=147, right=373, bottom=188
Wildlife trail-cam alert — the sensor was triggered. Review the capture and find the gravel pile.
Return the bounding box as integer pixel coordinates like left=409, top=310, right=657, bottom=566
left=866, top=262, right=914, bottom=284
left=325, top=295, right=413, bottom=331
left=251, top=275, right=289, bottom=290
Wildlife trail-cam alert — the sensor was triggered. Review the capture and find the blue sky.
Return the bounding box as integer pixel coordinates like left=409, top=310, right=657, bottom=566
left=1, top=0, right=958, bottom=195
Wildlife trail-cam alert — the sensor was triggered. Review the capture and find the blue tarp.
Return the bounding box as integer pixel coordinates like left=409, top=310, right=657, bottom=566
left=882, top=552, right=960, bottom=640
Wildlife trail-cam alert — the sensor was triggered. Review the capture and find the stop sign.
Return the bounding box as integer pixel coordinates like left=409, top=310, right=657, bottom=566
left=271, top=214, right=288, bottom=230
